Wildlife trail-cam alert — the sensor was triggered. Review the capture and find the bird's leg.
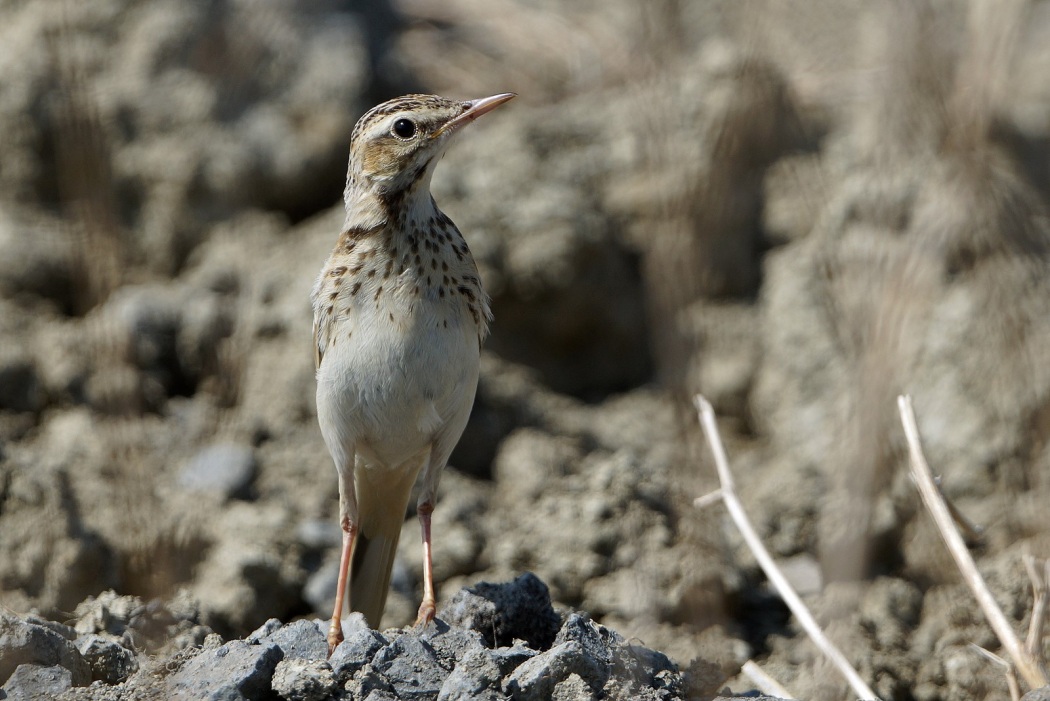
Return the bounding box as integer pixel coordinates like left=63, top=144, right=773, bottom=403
left=414, top=500, right=437, bottom=627
left=328, top=465, right=358, bottom=656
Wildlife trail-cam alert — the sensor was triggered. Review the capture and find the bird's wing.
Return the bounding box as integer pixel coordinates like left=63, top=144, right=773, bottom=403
left=313, top=316, right=327, bottom=370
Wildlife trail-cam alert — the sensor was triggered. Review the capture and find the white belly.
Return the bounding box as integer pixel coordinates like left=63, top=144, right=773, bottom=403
left=315, top=296, right=479, bottom=470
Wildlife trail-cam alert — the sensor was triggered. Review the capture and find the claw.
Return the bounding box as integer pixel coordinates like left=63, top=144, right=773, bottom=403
left=414, top=599, right=436, bottom=628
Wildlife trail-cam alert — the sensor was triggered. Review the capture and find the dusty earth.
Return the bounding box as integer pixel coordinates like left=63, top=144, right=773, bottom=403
left=3, top=1, right=1050, bottom=699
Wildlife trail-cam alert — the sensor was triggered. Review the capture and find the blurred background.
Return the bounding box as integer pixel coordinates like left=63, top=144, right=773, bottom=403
left=2, top=0, right=1050, bottom=698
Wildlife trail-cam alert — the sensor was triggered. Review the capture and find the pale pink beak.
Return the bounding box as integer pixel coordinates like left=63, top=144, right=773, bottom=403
left=433, top=93, right=516, bottom=138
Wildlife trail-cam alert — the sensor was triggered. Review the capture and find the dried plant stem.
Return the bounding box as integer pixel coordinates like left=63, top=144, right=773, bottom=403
left=897, top=395, right=1048, bottom=689
left=693, top=395, right=880, bottom=701
left=741, top=660, right=794, bottom=699
left=1023, top=554, right=1049, bottom=664
left=970, top=645, right=1022, bottom=701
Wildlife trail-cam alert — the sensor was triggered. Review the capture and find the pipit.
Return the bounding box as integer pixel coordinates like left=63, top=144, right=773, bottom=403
left=312, top=92, right=515, bottom=653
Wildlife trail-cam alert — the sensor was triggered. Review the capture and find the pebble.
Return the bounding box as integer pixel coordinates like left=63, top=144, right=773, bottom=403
left=177, top=442, right=256, bottom=499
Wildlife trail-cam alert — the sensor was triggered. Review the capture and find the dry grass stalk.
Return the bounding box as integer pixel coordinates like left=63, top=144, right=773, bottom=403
left=741, top=660, right=794, bottom=700
left=970, top=645, right=1022, bottom=701
left=693, top=395, right=879, bottom=701
left=897, top=394, right=1048, bottom=690
left=1023, top=554, right=1050, bottom=665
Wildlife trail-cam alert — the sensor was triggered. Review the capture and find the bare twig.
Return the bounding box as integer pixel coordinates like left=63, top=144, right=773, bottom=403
left=741, top=660, right=794, bottom=699
left=933, top=475, right=986, bottom=544
left=970, top=645, right=1021, bottom=701
left=898, top=395, right=1048, bottom=689
left=1023, top=554, right=1049, bottom=665
left=692, top=489, right=724, bottom=510
left=693, top=395, right=880, bottom=700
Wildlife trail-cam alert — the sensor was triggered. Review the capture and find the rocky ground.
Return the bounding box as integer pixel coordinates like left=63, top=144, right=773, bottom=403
left=3, top=1, right=1050, bottom=700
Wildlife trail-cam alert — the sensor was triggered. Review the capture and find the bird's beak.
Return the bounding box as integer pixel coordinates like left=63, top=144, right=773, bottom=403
left=432, top=93, right=516, bottom=138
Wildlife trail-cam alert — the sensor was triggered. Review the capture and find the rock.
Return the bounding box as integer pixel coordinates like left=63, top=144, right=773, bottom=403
left=0, top=612, right=91, bottom=687
left=420, top=620, right=487, bottom=670
left=166, top=640, right=283, bottom=699
left=1, top=663, right=74, bottom=701
left=245, top=618, right=283, bottom=645
left=72, top=590, right=213, bottom=656
left=260, top=619, right=329, bottom=661
left=302, top=559, right=339, bottom=616
left=437, top=647, right=506, bottom=701
left=177, top=442, right=256, bottom=500
left=489, top=644, right=539, bottom=675
left=504, top=642, right=602, bottom=700
left=440, top=573, right=561, bottom=649
left=0, top=349, right=43, bottom=413
left=75, top=633, right=138, bottom=684
left=22, top=616, right=77, bottom=641
left=552, top=673, right=597, bottom=701
left=271, top=658, right=338, bottom=701
left=370, top=634, right=450, bottom=701
left=1022, top=686, right=1050, bottom=701
left=344, top=666, right=399, bottom=701
left=329, top=628, right=387, bottom=682
left=552, top=615, right=612, bottom=688
left=296, top=519, right=342, bottom=550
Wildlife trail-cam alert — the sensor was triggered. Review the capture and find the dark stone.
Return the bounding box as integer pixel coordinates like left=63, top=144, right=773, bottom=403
left=75, top=633, right=138, bottom=684
left=439, top=573, right=561, bottom=649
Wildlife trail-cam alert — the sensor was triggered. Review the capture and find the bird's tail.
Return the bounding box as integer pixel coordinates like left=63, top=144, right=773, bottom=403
left=347, top=458, right=420, bottom=629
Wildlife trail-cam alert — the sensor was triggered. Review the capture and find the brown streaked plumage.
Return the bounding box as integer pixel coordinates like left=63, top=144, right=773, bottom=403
left=312, top=92, right=515, bottom=654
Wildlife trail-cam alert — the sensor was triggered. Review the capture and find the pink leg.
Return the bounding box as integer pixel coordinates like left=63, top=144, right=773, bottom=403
left=414, top=501, right=436, bottom=627
left=327, top=515, right=357, bottom=655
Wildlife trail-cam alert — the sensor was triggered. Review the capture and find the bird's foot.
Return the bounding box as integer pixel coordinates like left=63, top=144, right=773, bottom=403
left=414, top=599, right=436, bottom=628
left=327, top=621, right=344, bottom=658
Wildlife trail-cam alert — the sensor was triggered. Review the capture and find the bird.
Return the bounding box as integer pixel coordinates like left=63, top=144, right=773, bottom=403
left=311, top=92, right=515, bottom=654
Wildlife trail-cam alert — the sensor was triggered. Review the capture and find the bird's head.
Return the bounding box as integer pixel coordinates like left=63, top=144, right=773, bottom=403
left=346, top=93, right=516, bottom=199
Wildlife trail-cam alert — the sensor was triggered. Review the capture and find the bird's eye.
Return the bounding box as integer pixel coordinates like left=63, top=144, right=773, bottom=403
left=391, top=118, right=416, bottom=139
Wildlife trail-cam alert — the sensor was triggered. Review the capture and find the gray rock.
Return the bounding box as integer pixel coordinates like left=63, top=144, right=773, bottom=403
left=440, top=572, right=561, bottom=649
left=344, top=666, right=398, bottom=701
left=296, top=519, right=342, bottom=549
left=490, top=644, right=538, bottom=675
left=271, top=658, right=338, bottom=701
left=166, top=640, right=283, bottom=700
left=371, top=634, right=450, bottom=701
left=0, top=613, right=90, bottom=687
left=22, top=616, right=76, bottom=641
left=330, top=628, right=387, bottom=682
left=178, top=442, right=256, bottom=499
left=1022, top=687, right=1050, bottom=701
left=437, top=647, right=505, bottom=701
left=246, top=618, right=283, bottom=644
left=303, top=559, right=339, bottom=614
left=552, top=673, right=597, bottom=701
left=75, top=633, right=138, bottom=684
left=420, top=620, right=486, bottom=670
left=263, top=619, right=328, bottom=661
left=555, top=614, right=681, bottom=700
left=1, top=663, right=74, bottom=701
left=504, top=641, right=602, bottom=701
left=554, top=614, right=612, bottom=684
